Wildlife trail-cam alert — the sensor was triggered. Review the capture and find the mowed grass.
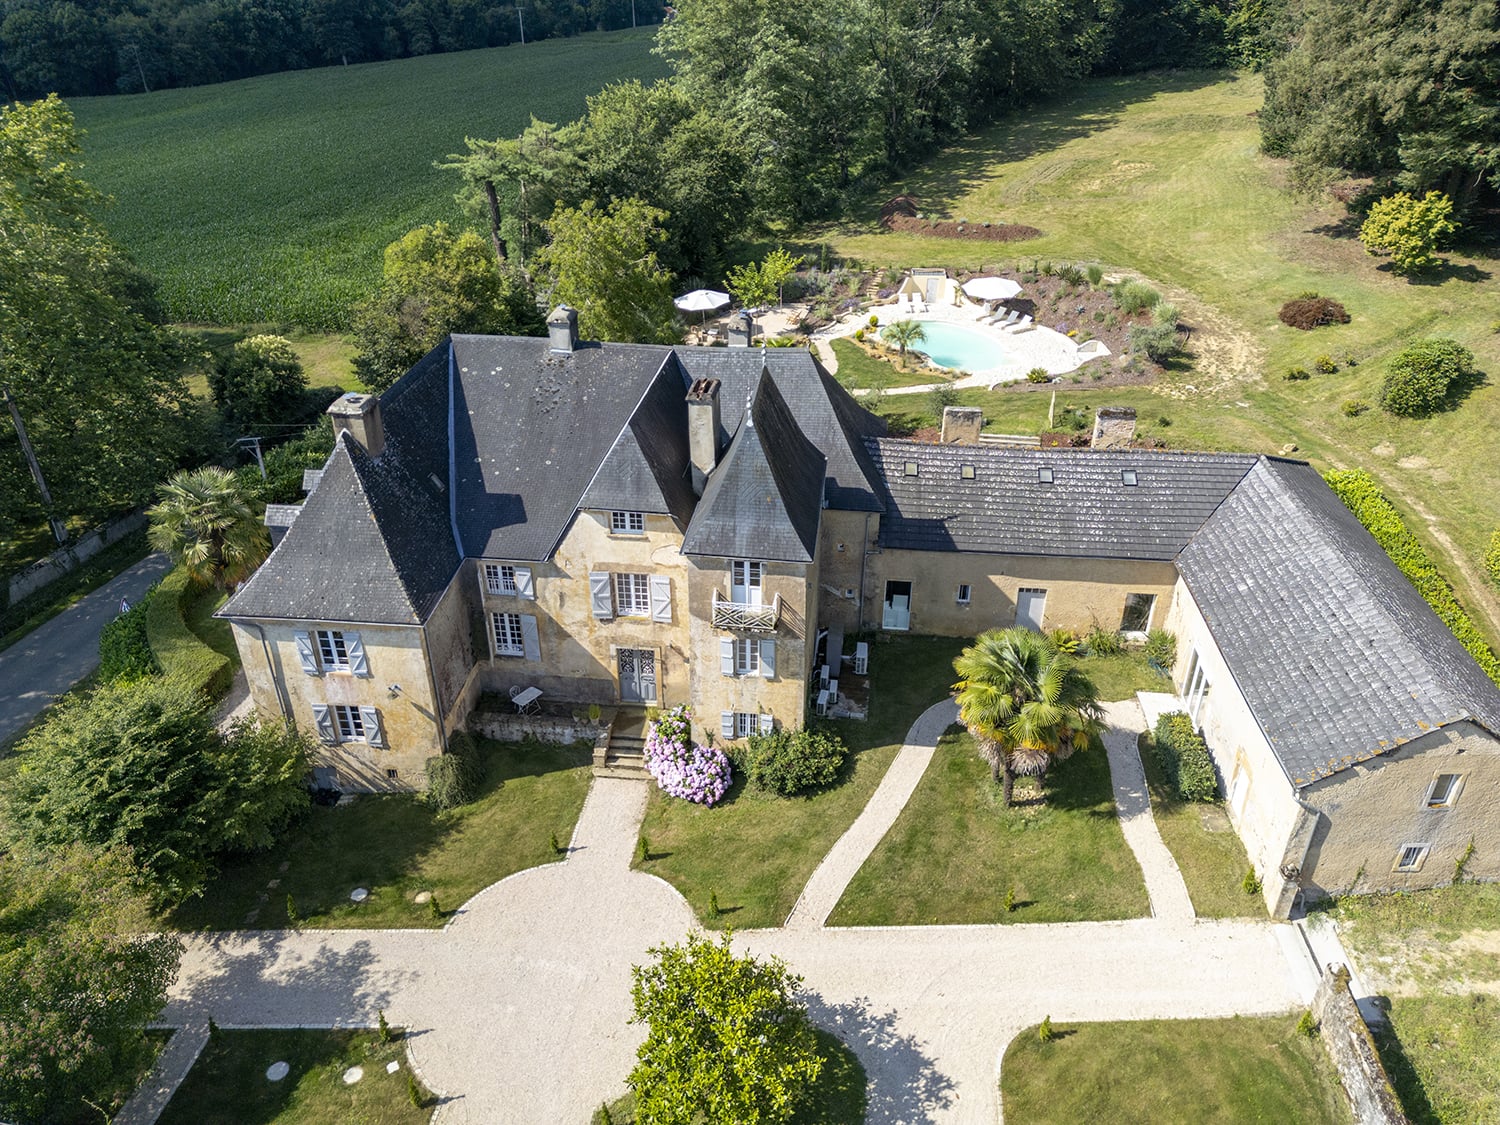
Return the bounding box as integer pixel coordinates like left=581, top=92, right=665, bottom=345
left=828, top=337, right=950, bottom=389
left=828, top=69, right=1500, bottom=649
left=636, top=634, right=966, bottom=929
left=1138, top=732, right=1258, bottom=918
left=159, top=1027, right=431, bottom=1124
left=71, top=30, right=668, bottom=329
left=1375, top=994, right=1500, bottom=1125
left=829, top=727, right=1147, bottom=925
left=169, top=739, right=592, bottom=930
left=1001, top=1016, right=1350, bottom=1124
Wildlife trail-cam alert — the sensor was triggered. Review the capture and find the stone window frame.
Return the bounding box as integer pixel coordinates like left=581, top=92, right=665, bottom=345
left=610, top=510, right=646, bottom=536
left=1425, top=773, right=1463, bottom=809
left=1394, top=844, right=1430, bottom=873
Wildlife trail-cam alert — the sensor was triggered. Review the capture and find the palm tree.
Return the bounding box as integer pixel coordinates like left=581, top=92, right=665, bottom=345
left=883, top=318, right=926, bottom=368
left=952, top=627, right=1104, bottom=806
left=148, top=466, right=270, bottom=591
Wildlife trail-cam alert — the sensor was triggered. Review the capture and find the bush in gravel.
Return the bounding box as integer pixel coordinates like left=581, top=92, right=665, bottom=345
left=1152, top=712, right=1217, bottom=802
left=425, top=731, right=483, bottom=810
left=743, top=728, right=850, bottom=796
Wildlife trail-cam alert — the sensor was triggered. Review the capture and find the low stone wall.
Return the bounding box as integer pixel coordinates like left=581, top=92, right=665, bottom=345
left=469, top=710, right=609, bottom=748
left=1313, top=966, right=1408, bottom=1125
left=6, top=510, right=146, bottom=605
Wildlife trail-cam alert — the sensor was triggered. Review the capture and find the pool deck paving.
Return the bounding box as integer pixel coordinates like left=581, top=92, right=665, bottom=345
left=153, top=701, right=1314, bottom=1124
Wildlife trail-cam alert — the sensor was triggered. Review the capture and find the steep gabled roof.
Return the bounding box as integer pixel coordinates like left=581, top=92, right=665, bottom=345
left=1177, top=458, right=1500, bottom=786
left=681, top=370, right=826, bottom=562
left=578, top=360, right=697, bottom=526
left=222, top=431, right=458, bottom=625
left=865, top=440, right=1257, bottom=559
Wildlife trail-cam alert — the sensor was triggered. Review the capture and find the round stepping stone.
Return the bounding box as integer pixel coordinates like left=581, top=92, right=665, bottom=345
left=413, top=891, right=432, bottom=904
left=266, top=1061, right=290, bottom=1082
left=342, top=1066, right=364, bottom=1085
left=350, top=887, right=369, bottom=903
left=386, top=1061, right=400, bottom=1074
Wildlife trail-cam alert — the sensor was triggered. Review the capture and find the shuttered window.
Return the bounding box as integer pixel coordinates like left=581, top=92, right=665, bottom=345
left=316, top=630, right=348, bottom=671
left=333, top=704, right=365, bottom=741
left=484, top=564, right=517, bottom=595
left=615, top=573, right=651, bottom=617
left=492, top=612, right=525, bottom=656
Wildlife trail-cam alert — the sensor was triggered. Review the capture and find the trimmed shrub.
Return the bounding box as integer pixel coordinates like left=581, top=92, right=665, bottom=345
left=98, top=588, right=161, bottom=683
left=1485, top=530, right=1500, bottom=588
left=145, top=566, right=232, bottom=700
left=1325, top=469, right=1500, bottom=684
left=1152, top=711, right=1217, bottom=802
left=425, top=731, right=484, bottom=810
left=1110, top=279, right=1160, bottom=314
left=1378, top=337, right=1477, bottom=417
left=1143, top=628, right=1177, bottom=673
left=1314, top=354, right=1337, bottom=374
left=1277, top=296, right=1350, bottom=330
left=1026, top=367, right=1051, bottom=384
left=1341, top=399, right=1370, bottom=417
left=1283, top=367, right=1311, bottom=381
left=743, top=728, right=850, bottom=796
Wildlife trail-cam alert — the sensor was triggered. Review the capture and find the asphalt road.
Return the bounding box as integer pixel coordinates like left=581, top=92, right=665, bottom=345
left=0, top=552, right=173, bottom=745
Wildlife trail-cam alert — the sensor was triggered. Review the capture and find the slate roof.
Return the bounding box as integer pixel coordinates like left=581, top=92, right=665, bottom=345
left=681, top=370, right=826, bottom=563
left=578, top=358, right=697, bottom=526
left=222, top=431, right=459, bottom=625
left=1177, top=458, right=1500, bottom=787
left=866, top=440, right=1257, bottom=559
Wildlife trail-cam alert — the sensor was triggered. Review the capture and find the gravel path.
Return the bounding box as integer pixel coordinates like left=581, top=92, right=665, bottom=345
left=1101, top=698, right=1196, bottom=922
left=785, top=698, right=958, bottom=929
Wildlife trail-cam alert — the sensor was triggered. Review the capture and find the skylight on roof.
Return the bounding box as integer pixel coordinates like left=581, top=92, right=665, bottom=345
left=1122, top=469, right=1138, bottom=486
left=961, top=464, right=975, bottom=480
left=1037, top=466, right=1054, bottom=484
left=904, top=461, right=919, bottom=477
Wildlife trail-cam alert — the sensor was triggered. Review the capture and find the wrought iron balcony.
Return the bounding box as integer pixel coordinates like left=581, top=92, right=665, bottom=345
left=712, top=590, right=781, bottom=632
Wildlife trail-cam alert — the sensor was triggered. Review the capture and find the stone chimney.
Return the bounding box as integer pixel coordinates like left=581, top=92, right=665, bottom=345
left=686, top=378, right=722, bottom=496
left=547, top=305, right=579, bottom=353
left=727, top=310, right=755, bottom=348
left=1091, top=406, right=1137, bottom=449
left=940, top=406, right=983, bottom=446
left=326, top=392, right=384, bottom=458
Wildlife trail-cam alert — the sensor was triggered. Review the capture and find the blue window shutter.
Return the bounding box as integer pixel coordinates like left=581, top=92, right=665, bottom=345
left=294, top=632, right=320, bottom=675
left=720, top=711, right=734, bottom=739
left=758, top=712, right=774, bottom=734
left=312, top=703, right=336, bottom=744
left=346, top=632, right=370, bottom=677
left=759, top=638, right=775, bottom=679
left=649, top=575, right=672, bottom=623
left=589, top=571, right=613, bottom=619
left=360, top=705, right=385, bottom=747
left=720, top=638, right=734, bottom=676
left=520, top=615, right=540, bottom=661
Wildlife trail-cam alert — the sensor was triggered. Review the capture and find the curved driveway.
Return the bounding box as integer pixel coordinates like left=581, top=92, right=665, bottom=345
left=157, top=700, right=1310, bottom=1124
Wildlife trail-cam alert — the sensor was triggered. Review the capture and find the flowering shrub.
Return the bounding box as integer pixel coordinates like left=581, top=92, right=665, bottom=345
left=644, top=706, right=732, bottom=806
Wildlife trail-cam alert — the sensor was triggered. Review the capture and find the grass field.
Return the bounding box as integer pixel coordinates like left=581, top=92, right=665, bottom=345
left=828, top=728, right=1147, bottom=926
left=828, top=69, right=1500, bottom=650
left=1001, top=1016, right=1350, bottom=1124
left=71, top=30, right=668, bottom=329
left=159, top=1027, right=432, bottom=1124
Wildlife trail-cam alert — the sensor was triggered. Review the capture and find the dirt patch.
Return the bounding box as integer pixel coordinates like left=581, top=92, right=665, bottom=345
left=1349, top=925, right=1500, bottom=998
left=880, top=195, right=1040, bottom=242
left=1397, top=456, right=1431, bottom=470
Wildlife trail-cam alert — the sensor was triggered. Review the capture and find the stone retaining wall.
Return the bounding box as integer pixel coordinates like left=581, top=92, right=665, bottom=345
left=6, top=510, right=146, bottom=605
left=1314, top=965, right=1408, bottom=1125
left=469, top=710, right=609, bottom=748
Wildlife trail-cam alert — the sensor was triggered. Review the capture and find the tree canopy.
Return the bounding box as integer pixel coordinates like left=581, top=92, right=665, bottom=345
left=208, top=333, right=308, bottom=428
left=148, top=465, right=270, bottom=590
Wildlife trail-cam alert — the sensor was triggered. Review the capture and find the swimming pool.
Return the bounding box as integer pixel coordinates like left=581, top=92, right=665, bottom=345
left=882, top=319, right=1008, bottom=372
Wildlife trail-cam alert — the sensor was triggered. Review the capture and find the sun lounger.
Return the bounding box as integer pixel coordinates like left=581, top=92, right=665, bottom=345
left=1011, top=316, right=1036, bottom=333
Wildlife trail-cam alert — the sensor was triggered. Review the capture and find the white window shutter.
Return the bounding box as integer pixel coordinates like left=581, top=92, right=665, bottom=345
left=759, top=638, right=776, bottom=679
left=720, top=638, right=735, bottom=676
left=589, top=571, right=614, bottom=619
left=720, top=711, right=734, bottom=739
left=758, top=712, right=774, bottom=734
left=312, top=703, right=336, bottom=744
left=520, top=615, right=540, bottom=661
left=360, top=705, right=386, bottom=747
left=346, top=632, right=369, bottom=677
left=515, top=566, right=535, bottom=600
left=649, top=575, right=672, bottom=623
left=294, top=631, right=320, bottom=675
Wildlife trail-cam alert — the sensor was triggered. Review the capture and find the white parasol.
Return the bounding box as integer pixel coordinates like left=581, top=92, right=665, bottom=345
left=673, top=288, right=731, bottom=325
left=961, top=276, right=1023, bottom=302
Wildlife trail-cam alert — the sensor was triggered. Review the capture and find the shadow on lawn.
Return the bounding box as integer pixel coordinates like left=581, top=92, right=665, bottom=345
left=803, top=994, right=955, bottom=1125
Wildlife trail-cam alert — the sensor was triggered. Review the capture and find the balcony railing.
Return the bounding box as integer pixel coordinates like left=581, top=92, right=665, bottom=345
left=712, top=590, right=781, bottom=632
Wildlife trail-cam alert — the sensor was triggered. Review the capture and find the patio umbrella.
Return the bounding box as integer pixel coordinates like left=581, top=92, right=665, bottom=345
left=961, top=276, right=1023, bottom=302
left=673, top=288, right=731, bottom=325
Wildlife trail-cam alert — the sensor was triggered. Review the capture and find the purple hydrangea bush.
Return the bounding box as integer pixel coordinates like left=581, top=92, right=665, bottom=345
left=643, top=705, right=732, bottom=806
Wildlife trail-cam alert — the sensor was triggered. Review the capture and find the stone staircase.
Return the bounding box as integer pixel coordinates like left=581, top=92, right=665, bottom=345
left=592, top=709, right=651, bottom=780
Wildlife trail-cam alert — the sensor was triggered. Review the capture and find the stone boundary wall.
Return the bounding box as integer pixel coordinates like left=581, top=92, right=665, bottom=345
left=6, top=510, right=146, bottom=605
left=469, top=710, right=609, bottom=748
left=1314, top=965, right=1409, bottom=1125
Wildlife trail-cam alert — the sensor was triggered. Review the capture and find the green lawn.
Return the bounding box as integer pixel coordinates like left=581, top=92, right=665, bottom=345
left=637, top=634, right=966, bottom=928
left=181, top=328, right=364, bottom=399
left=184, top=583, right=238, bottom=668
left=72, top=30, right=668, bottom=329
left=827, top=68, right=1500, bottom=651
left=1001, top=1016, right=1350, bottom=1124
left=159, top=1027, right=431, bottom=1124
left=1138, top=732, right=1258, bottom=918
left=170, top=739, right=592, bottom=930
left=1374, top=994, right=1500, bottom=1125
left=593, top=1028, right=866, bottom=1125
left=828, top=337, right=950, bottom=389
left=1076, top=649, right=1167, bottom=702
left=829, top=727, right=1147, bottom=926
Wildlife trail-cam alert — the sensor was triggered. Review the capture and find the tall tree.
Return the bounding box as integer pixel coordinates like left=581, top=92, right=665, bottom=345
left=209, top=333, right=308, bottom=428
left=535, top=197, right=679, bottom=344
left=0, top=845, right=182, bottom=1125
left=0, top=95, right=194, bottom=532
left=147, top=466, right=271, bottom=591
left=952, top=627, right=1104, bottom=805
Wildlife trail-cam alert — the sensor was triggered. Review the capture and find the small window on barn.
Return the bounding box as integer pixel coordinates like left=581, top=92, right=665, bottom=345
left=1426, top=774, right=1462, bottom=808
left=1394, top=844, right=1430, bottom=872
left=386, top=768, right=399, bottom=780
left=1037, top=466, right=1054, bottom=484
left=956, top=584, right=971, bottom=605
left=904, top=461, right=919, bottom=477
left=1122, top=469, right=1139, bottom=486
left=960, top=464, right=975, bottom=480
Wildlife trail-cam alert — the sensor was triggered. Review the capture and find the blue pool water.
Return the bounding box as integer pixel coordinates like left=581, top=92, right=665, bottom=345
left=882, top=319, right=1008, bottom=371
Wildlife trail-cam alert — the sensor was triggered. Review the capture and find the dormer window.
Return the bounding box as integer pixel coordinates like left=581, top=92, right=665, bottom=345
left=1037, top=466, right=1054, bottom=484
left=1122, top=469, right=1139, bottom=486
left=610, top=511, right=645, bottom=535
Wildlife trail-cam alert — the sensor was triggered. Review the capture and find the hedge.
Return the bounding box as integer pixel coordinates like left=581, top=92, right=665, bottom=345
left=1152, top=711, right=1217, bottom=802
left=1324, top=470, right=1500, bottom=686
left=98, top=587, right=161, bottom=683
left=145, top=566, right=233, bottom=700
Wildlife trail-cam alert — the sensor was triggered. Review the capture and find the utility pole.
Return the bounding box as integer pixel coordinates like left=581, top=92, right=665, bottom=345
left=3, top=385, right=67, bottom=545
left=632, top=0, right=637, bottom=28
left=516, top=4, right=526, bottom=44
left=236, top=436, right=267, bottom=480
